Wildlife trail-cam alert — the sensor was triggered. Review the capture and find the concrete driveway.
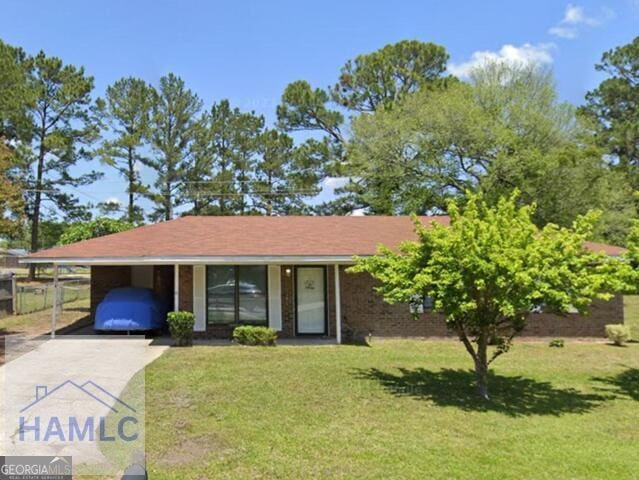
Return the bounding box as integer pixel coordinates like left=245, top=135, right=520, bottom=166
left=0, top=335, right=167, bottom=475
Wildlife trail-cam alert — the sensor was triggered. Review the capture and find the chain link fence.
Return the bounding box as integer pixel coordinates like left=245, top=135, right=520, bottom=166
left=0, top=273, right=14, bottom=317
left=15, top=279, right=90, bottom=315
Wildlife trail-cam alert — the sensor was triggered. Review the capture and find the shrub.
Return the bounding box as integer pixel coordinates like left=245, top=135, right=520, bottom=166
left=232, top=325, right=277, bottom=346
left=605, top=324, right=632, bottom=346
left=167, top=311, right=195, bottom=346
left=549, top=338, right=565, bottom=348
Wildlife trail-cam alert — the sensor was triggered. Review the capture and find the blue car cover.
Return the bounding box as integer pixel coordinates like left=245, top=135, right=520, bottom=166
left=95, top=287, right=167, bottom=331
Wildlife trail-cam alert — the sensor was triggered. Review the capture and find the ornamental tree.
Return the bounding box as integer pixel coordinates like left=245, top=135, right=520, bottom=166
left=58, top=218, right=134, bottom=245
left=621, top=218, right=639, bottom=289
left=350, top=192, right=622, bottom=399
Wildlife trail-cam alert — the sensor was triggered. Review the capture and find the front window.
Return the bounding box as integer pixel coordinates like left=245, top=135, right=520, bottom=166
left=207, top=265, right=268, bottom=325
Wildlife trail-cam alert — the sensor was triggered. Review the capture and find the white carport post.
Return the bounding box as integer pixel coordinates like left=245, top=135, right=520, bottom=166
left=334, top=264, right=342, bottom=344
left=174, top=264, right=180, bottom=311
left=50, top=263, right=59, bottom=339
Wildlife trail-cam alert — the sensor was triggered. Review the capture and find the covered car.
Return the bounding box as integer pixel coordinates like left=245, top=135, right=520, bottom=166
left=95, top=287, right=167, bottom=332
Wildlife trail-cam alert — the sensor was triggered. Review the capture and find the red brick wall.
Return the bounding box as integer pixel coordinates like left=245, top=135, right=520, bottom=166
left=522, top=295, right=623, bottom=337
left=90, top=266, right=132, bottom=315
left=327, top=266, right=336, bottom=338
left=95, top=264, right=622, bottom=338
left=153, top=265, right=174, bottom=311
left=281, top=265, right=295, bottom=337
left=341, top=269, right=449, bottom=337
left=91, top=265, right=175, bottom=314
left=340, top=269, right=624, bottom=338
left=178, top=265, right=193, bottom=312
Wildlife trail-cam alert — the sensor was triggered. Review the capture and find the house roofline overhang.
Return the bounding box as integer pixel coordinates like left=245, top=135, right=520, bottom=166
left=20, top=255, right=360, bottom=266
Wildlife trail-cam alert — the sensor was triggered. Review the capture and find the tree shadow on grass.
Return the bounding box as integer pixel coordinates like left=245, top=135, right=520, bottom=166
left=593, top=367, right=639, bottom=401
left=354, top=367, right=607, bottom=417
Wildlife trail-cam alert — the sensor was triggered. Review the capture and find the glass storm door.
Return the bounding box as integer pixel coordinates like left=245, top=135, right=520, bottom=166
left=296, top=267, right=326, bottom=335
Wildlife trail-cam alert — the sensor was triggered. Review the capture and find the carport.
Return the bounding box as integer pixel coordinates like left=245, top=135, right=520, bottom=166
left=20, top=260, right=179, bottom=339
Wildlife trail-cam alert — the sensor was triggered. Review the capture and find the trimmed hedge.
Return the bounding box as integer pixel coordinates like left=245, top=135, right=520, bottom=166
left=605, top=324, right=631, bottom=346
left=167, top=311, right=195, bottom=346
left=232, top=325, right=277, bottom=346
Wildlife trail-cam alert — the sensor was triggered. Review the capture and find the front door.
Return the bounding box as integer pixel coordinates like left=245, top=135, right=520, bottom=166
left=295, top=267, right=326, bottom=335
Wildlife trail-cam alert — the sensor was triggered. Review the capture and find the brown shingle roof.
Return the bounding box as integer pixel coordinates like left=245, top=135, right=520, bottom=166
left=583, top=241, right=626, bottom=257
left=26, top=215, right=450, bottom=261
left=24, top=215, right=625, bottom=262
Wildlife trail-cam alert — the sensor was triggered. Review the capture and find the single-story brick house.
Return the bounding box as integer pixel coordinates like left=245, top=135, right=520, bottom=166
left=24, top=215, right=626, bottom=341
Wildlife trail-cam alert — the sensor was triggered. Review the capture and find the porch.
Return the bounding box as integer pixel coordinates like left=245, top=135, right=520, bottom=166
left=69, top=262, right=348, bottom=342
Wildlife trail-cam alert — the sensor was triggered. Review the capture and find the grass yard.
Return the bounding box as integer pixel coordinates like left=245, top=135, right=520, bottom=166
left=624, top=295, right=639, bottom=339
left=13, top=280, right=90, bottom=314
left=143, top=340, right=639, bottom=480
left=0, top=297, right=90, bottom=337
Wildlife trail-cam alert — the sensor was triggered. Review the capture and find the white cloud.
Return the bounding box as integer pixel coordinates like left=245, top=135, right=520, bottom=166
left=448, top=43, right=555, bottom=78
left=564, top=4, right=591, bottom=24
left=548, top=25, right=578, bottom=39
left=104, top=197, right=121, bottom=205
left=548, top=4, right=615, bottom=39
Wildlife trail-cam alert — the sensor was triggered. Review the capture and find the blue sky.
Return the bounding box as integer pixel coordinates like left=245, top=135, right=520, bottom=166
left=2, top=0, right=638, bottom=215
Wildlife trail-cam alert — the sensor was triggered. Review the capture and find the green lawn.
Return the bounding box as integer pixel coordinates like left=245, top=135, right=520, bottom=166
left=142, top=340, right=639, bottom=479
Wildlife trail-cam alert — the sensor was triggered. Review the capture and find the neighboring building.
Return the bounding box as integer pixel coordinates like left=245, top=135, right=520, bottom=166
left=0, top=248, right=27, bottom=269
left=23, top=216, right=625, bottom=341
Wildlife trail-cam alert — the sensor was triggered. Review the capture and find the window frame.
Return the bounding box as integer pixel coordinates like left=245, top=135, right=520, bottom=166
left=206, top=265, right=269, bottom=326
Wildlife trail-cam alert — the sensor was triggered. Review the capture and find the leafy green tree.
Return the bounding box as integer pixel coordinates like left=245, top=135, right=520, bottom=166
left=227, top=106, right=264, bottom=215
left=0, top=40, right=31, bottom=237
left=252, top=129, right=321, bottom=215
left=277, top=80, right=345, bottom=143
left=58, top=217, right=134, bottom=245
left=276, top=40, right=451, bottom=213
left=276, top=80, right=345, bottom=179
left=146, top=73, right=202, bottom=221
left=187, top=100, right=263, bottom=215
left=96, top=77, right=156, bottom=223
left=20, top=52, right=100, bottom=279
left=350, top=192, right=622, bottom=399
left=620, top=214, right=639, bottom=293
left=39, top=219, right=69, bottom=249
left=582, top=36, right=639, bottom=189
left=0, top=40, right=33, bottom=142
left=0, top=145, right=24, bottom=237
left=348, top=62, right=632, bottom=242
left=97, top=199, right=125, bottom=218
left=188, top=101, right=235, bottom=215
left=331, top=39, right=450, bottom=112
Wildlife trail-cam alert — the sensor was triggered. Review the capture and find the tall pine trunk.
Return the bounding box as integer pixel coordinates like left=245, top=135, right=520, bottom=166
left=266, top=171, right=273, bottom=216
left=164, top=161, right=173, bottom=221
left=127, top=147, right=135, bottom=223
left=164, top=180, right=172, bottom=221
left=28, top=127, right=46, bottom=281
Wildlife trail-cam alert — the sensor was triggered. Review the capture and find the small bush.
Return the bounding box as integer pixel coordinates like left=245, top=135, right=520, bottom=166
left=233, top=325, right=277, bottom=346
left=167, top=311, right=195, bottom=346
left=605, top=324, right=632, bottom=346
left=549, top=338, right=565, bottom=348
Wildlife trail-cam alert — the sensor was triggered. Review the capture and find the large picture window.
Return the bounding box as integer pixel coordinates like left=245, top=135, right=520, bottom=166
left=207, top=265, right=268, bottom=325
